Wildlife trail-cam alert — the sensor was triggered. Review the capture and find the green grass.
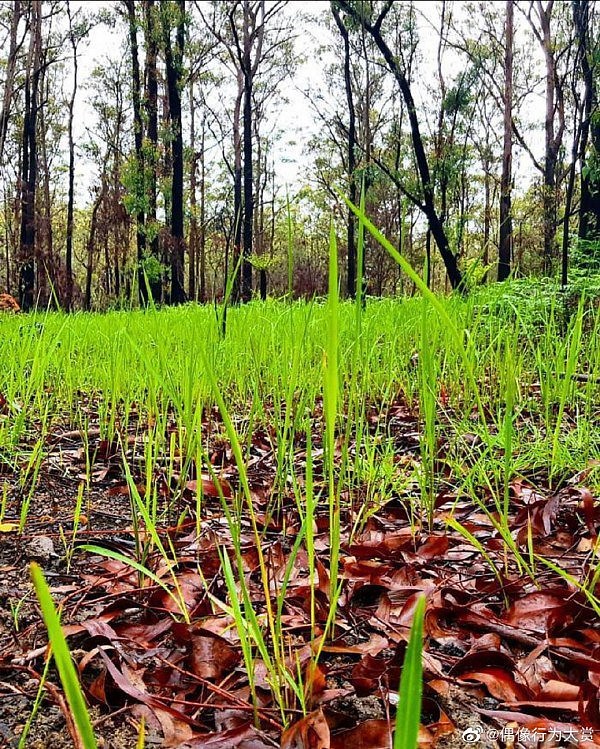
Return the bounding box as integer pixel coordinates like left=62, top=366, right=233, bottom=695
left=3, top=275, right=600, bottom=731
left=2, top=290, right=600, bottom=537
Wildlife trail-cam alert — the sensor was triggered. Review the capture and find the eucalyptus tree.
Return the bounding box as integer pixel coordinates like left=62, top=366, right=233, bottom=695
left=18, top=0, right=42, bottom=310
left=198, top=0, right=292, bottom=302
left=330, top=2, right=358, bottom=297
left=0, top=1, right=24, bottom=165
left=123, top=0, right=146, bottom=302
left=572, top=0, right=600, bottom=257
left=84, top=54, right=131, bottom=308
left=518, top=1, right=574, bottom=276
left=65, top=2, right=92, bottom=310
left=161, top=0, right=186, bottom=304
left=143, top=0, right=161, bottom=301
left=335, top=0, right=465, bottom=292
left=498, top=0, right=513, bottom=281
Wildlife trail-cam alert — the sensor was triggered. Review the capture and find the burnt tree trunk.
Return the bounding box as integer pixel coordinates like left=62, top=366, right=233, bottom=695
left=65, top=1, right=81, bottom=311
left=332, top=5, right=357, bottom=298
left=337, top=0, right=464, bottom=292
left=240, top=1, right=257, bottom=302
left=573, top=0, right=600, bottom=249
left=125, top=0, right=146, bottom=303
left=163, top=0, right=186, bottom=304
left=144, top=0, right=161, bottom=302
left=19, top=0, right=42, bottom=311
left=498, top=0, right=513, bottom=282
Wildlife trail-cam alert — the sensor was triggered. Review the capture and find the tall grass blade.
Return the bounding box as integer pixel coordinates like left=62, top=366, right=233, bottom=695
left=394, top=594, right=426, bottom=749
left=30, top=562, right=98, bottom=749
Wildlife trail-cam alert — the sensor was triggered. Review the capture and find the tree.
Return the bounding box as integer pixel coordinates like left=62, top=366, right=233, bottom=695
left=123, top=0, right=146, bottom=303
left=143, top=0, right=162, bottom=301
left=498, top=0, right=513, bottom=281
left=336, top=0, right=465, bottom=292
left=0, top=1, right=23, bottom=165
left=200, top=0, right=290, bottom=302
left=331, top=2, right=357, bottom=298
left=65, top=2, right=91, bottom=310
left=573, top=0, right=600, bottom=253
left=18, top=0, right=42, bottom=311
left=162, top=0, right=186, bottom=304
left=521, top=1, right=569, bottom=275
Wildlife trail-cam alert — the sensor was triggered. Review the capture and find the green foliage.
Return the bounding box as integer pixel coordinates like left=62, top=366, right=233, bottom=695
left=30, top=564, right=98, bottom=749
left=139, top=253, right=166, bottom=285
left=121, top=153, right=148, bottom=217
left=571, top=238, right=600, bottom=273
left=394, top=595, right=426, bottom=749
left=248, top=253, right=278, bottom=272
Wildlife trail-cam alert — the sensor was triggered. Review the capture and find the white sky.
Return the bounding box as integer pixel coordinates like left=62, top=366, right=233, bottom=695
left=67, top=0, right=546, bottom=204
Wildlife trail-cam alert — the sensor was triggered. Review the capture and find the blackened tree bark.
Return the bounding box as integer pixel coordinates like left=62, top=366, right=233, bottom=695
left=331, top=3, right=357, bottom=299
left=199, top=116, right=207, bottom=302
left=230, top=1, right=267, bottom=302
left=336, top=0, right=464, bottom=292
left=200, top=0, right=289, bottom=304
left=144, top=0, right=161, bottom=301
left=19, top=0, right=42, bottom=311
left=124, top=0, right=146, bottom=303
left=163, top=0, right=186, bottom=304
left=498, top=0, right=513, bottom=282
left=573, top=0, right=600, bottom=247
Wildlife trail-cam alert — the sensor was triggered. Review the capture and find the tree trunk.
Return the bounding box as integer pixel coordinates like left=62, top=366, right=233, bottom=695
left=189, top=77, right=197, bottom=301
left=0, top=1, right=22, bottom=164
left=337, top=0, right=464, bottom=292
left=163, top=0, right=186, bottom=304
left=539, top=1, right=561, bottom=275
left=573, top=0, right=600, bottom=248
left=38, top=77, right=52, bottom=307
left=332, top=5, right=356, bottom=299
left=241, top=2, right=255, bottom=302
left=65, top=2, right=78, bottom=310
left=144, top=0, right=161, bottom=302
left=125, top=0, right=146, bottom=304
left=259, top=268, right=267, bottom=300
left=199, top=119, right=206, bottom=302
left=498, top=0, right=513, bottom=282
left=19, top=0, right=42, bottom=311
left=232, top=80, right=243, bottom=304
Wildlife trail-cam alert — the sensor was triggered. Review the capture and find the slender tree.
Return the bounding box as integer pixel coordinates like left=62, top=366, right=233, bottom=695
left=65, top=3, right=91, bottom=310
left=573, top=0, right=600, bottom=249
left=144, top=0, right=161, bottom=301
left=0, top=1, right=23, bottom=165
left=162, top=0, right=186, bottom=304
left=18, top=0, right=42, bottom=311
left=336, top=0, right=465, bottom=292
left=124, top=0, right=146, bottom=303
left=331, top=3, right=357, bottom=298
left=498, top=0, right=513, bottom=281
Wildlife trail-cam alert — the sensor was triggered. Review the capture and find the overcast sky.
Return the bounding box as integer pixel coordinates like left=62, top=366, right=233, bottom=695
left=66, top=1, right=545, bottom=204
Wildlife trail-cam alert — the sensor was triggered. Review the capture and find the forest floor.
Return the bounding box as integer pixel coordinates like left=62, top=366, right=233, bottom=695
left=1, top=297, right=600, bottom=748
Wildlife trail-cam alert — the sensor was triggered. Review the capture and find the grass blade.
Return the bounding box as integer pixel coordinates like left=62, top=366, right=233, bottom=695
left=394, top=594, right=426, bottom=749
left=30, top=562, right=98, bottom=749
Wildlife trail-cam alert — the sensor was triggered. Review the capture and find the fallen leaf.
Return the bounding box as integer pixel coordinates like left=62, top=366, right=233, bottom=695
left=281, top=709, right=330, bottom=749
left=330, top=719, right=390, bottom=749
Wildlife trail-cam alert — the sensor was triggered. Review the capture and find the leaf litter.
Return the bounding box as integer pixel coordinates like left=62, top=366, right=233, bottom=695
left=1, top=394, right=600, bottom=748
